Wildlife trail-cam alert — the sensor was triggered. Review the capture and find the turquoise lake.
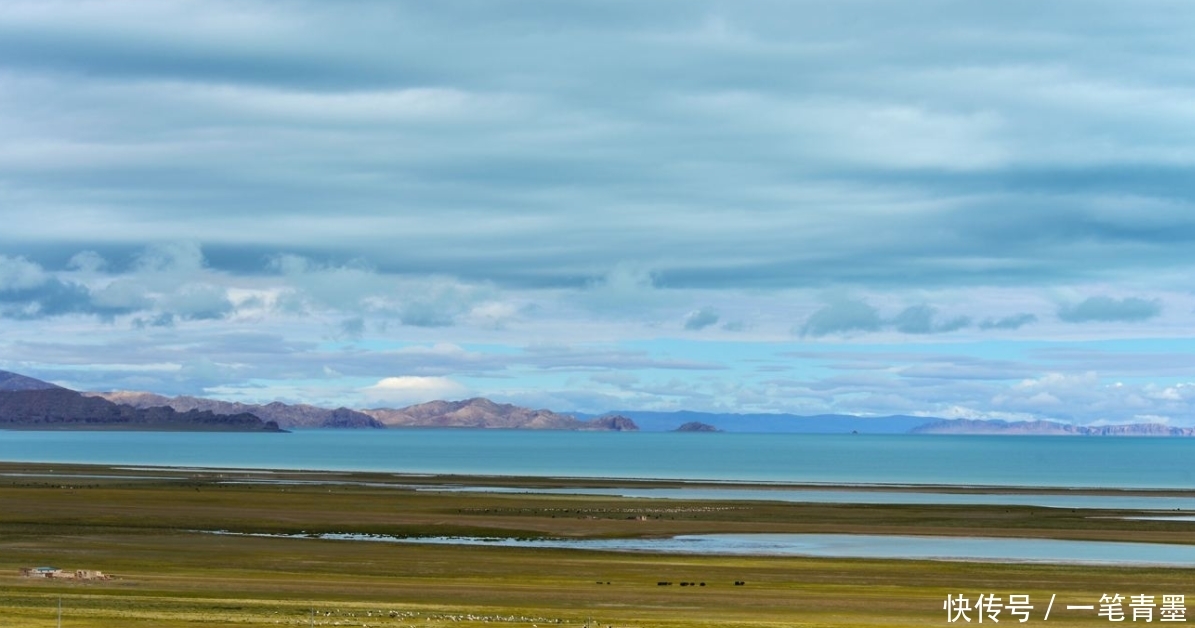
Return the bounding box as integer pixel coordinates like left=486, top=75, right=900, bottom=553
left=426, top=486, right=1195, bottom=510
left=4, top=429, right=1195, bottom=490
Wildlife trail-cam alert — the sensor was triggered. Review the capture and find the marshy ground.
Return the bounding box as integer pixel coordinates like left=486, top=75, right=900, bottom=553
left=2, top=462, right=1193, bottom=627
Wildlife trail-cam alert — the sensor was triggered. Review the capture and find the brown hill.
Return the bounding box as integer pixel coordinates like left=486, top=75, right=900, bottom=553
left=364, top=397, right=585, bottom=429
left=580, top=415, right=639, bottom=431
left=93, top=392, right=635, bottom=430
left=91, top=392, right=384, bottom=429
left=0, top=388, right=281, bottom=432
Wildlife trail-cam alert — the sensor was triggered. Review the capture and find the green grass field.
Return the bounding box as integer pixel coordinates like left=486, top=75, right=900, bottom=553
left=2, top=462, right=1193, bottom=627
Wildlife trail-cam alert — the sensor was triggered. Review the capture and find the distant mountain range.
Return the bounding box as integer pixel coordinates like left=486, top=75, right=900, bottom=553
left=910, top=418, right=1195, bottom=436
left=0, top=371, right=281, bottom=432
left=578, top=410, right=930, bottom=433
left=94, top=391, right=385, bottom=429
left=4, top=369, right=1194, bottom=435
left=93, top=392, right=640, bottom=431
left=574, top=411, right=1195, bottom=436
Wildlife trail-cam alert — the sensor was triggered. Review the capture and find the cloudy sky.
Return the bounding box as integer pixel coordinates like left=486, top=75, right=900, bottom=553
left=3, top=1, right=1195, bottom=424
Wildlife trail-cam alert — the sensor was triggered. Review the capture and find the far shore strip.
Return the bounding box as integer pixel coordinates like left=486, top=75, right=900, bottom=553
left=4, top=460, right=1195, bottom=497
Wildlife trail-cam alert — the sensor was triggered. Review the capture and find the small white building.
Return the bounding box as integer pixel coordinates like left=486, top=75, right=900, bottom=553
left=19, top=566, right=108, bottom=580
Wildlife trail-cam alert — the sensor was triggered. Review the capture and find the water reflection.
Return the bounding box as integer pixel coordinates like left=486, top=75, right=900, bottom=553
left=207, top=531, right=1195, bottom=567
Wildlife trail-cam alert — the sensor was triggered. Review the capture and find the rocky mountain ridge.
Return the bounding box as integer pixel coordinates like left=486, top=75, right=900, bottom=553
left=93, top=391, right=384, bottom=429
left=91, top=389, right=639, bottom=431
left=362, top=398, right=636, bottom=430
left=579, top=415, right=639, bottom=431
left=0, top=378, right=281, bottom=432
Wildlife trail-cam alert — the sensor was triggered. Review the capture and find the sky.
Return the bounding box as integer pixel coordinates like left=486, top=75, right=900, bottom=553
left=3, top=1, right=1195, bottom=425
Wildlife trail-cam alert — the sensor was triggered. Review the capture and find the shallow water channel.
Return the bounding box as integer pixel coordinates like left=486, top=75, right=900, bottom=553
left=206, top=531, right=1195, bottom=567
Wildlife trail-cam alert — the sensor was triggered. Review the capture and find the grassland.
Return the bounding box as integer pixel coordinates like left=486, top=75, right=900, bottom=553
left=2, top=462, right=1194, bottom=627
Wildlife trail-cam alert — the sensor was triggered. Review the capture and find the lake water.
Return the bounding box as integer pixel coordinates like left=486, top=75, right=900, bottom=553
left=4, top=429, right=1195, bottom=490
left=426, top=486, right=1195, bottom=510
left=207, top=531, right=1195, bottom=567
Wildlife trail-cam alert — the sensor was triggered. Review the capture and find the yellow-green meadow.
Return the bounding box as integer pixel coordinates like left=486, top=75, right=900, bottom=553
left=2, top=463, right=1192, bottom=627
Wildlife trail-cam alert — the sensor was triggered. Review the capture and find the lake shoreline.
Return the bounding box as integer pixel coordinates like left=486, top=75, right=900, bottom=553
left=6, top=459, right=1195, bottom=498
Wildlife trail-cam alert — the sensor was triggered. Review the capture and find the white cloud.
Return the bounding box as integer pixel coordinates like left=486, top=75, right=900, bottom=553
left=681, top=91, right=1009, bottom=171
left=361, top=376, right=470, bottom=406
left=135, top=242, right=206, bottom=274
left=66, top=250, right=107, bottom=272
left=579, top=264, right=667, bottom=315
left=90, top=278, right=152, bottom=310
left=683, top=306, right=719, bottom=331
left=463, top=301, right=522, bottom=330
left=159, top=283, right=233, bottom=320
left=800, top=298, right=882, bottom=337
left=170, top=83, right=518, bottom=124
left=0, top=255, right=47, bottom=291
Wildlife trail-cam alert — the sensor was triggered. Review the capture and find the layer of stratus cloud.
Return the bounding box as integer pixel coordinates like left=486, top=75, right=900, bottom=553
left=2, top=1, right=1195, bottom=424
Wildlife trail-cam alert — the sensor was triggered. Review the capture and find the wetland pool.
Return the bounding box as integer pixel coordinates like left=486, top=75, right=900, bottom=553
left=205, top=531, right=1195, bottom=567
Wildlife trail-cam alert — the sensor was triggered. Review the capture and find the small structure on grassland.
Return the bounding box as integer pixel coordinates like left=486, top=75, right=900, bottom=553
left=19, top=567, right=110, bottom=580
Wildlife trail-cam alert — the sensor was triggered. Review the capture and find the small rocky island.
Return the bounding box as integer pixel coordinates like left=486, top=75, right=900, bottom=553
left=581, top=415, right=639, bottom=431
left=674, top=421, right=720, bottom=432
